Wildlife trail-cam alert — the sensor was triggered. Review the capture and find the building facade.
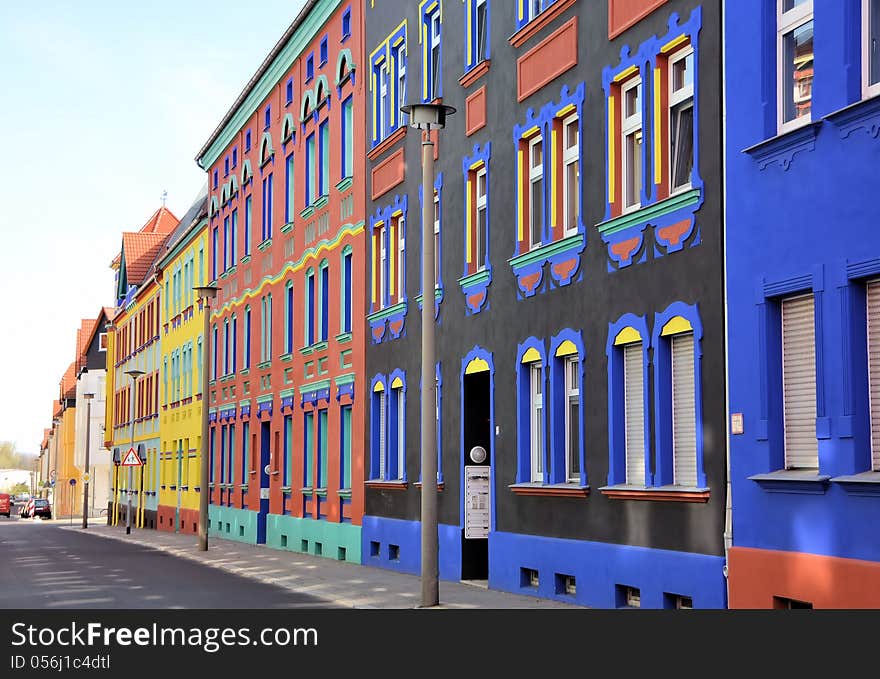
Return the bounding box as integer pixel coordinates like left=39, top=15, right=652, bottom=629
left=196, top=0, right=367, bottom=563
left=106, top=207, right=179, bottom=530
left=363, top=0, right=727, bottom=607
left=726, top=0, right=880, bottom=608
left=155, top=191, right=209, bottom=535
left=55, top=362, right=78, bottom=518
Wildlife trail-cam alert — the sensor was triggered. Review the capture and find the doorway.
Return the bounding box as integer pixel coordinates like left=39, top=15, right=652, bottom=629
left=257, top=421, right=271, bottom=543
left=461, top=369, right=491, bottom=581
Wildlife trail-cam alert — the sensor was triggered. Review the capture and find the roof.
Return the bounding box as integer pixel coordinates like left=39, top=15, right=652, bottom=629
left=80, top=308, right=112, bottom=361
left=41, top=429, right=50, bottom=450
left=139, top=206, right=179, bottom=235
left=60, top=362, right=77, bottom=401
left=156, top=185, right=209, bottom=270
left=122, top=231, right=174, bottom=286
left=195, top=0, right=319, bottom=167
left=75, top=317, right=99, bottom=374
left=51, top=400, right=61, bottom=419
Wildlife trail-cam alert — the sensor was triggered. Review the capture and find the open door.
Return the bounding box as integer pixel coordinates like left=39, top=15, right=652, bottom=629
left=461, top=369, right=491, bottom=581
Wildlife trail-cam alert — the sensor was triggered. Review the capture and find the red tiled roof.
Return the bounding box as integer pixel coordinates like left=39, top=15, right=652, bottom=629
left=139, top=206, right=179, bottom=235
left=76, top=318, right=99, bottom=371
left=122, top=231, right=173, bottom=286
left=51, top=400, right=62, bottom=418
left=60, top=362, right=77, bottom=400
left=41, top=428, right=50, bottom=450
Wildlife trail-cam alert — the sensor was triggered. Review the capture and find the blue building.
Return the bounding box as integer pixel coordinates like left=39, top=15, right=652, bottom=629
left=726, top=0, right=880, bottom=607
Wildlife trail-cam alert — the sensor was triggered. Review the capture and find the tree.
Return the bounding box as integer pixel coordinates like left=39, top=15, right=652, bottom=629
left=0, top=441, right=34, bottom=470
left=8, top=482, right=29, bottom=495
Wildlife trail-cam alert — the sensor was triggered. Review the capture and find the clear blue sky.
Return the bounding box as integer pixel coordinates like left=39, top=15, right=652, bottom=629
left=0, top=0, right=306, bottom=454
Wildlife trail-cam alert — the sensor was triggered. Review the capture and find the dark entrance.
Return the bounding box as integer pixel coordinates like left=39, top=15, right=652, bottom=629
left=257, top=420, right=271, bottom=543
left=461, top=370, right=491, bottom=580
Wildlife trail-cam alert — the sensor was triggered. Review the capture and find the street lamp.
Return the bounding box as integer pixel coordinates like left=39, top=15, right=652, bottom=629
left=124, top=369, right=145, bottom=535
left=81, top=393, right=94, bottom=528
left=399, top=101, right=456, bottom=608
left=194, top=284, right=219, bottom=551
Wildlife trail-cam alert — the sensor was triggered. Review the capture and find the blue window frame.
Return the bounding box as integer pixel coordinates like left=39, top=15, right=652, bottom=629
left=244, top=195, right=252, bottom=256
left=228, top=424, right=236, bottom=485
left=340, top=404, right=352, bottom=489
left=421, top=1, right=442, bottom=102
left=230, top=209, right=238, bottom=265
left=317, top=408, right=328, bottom=488
left=341, top=96, right=354, bottom=179
left=370, top=23, right=407, bottom=147
left=213, top=169, right=218, bottom=189
left=245, top=129, right=252, bottom=152
left=306, top=133, right=316, bottom=204
left=231, top=315, right=238, bottom=373
left=285, top=153, right=295, bottom=223
left=464, top=0, right=490, bottom=73
left=223, top=320, right=229, bottom=376
left=264, top=105, right=271, bottom=130
left=242, top=422, right=250, bottom=484
left=549, top=330, right=586, bottom=485
left=244, top=306, right=251, bottom=370
left=232, top=147, right=238, bottom=168
left=211, top=227, right=218, bottom=281
left=286, top=78, right=293, bottom=105
left=342, top=247, right=352, bottom=333
left=224, top=156, right=229, bottom=177
left=223, top=216, right=230, bottom=272
left=306, top=269, right=315, bottom=345
left=285, top=281, right=294, bottom=354
left=389, top=371, right=406, bottom=481
left=306, top=53, right=314, bottom=82
left=212, top=325, right=218, bottom=380
left=320, top=35, right=328, bottom=65
left=304, top=411, right=314, bottom=487
left=516, top=0, right=556, bottom=30
left=370, top=376, right=387, bottom=480
left=320, top=261, right=329, bottom=342
left=209, top=428, right=216, bottom=483
left=283, top=414, right=293, bottom=487
left=516, top=338, right=547, bottom=483
left=261, top=173, right=273, bottom=241
left=319, top=119, right=330, bottom=197
left=342, top=7, right=351, bottom=41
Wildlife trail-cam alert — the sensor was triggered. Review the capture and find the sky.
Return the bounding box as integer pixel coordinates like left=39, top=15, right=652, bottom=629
left=0, top=0, right=307, bottom=455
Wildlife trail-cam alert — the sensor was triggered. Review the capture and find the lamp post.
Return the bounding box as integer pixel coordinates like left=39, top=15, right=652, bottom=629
left=124, top=369, right=145, bottom=534
left=400, top=102, right=456, bottom=608
left=194, top=284, right=219, bottom=551
left=81, top=393, right=94, bottom=528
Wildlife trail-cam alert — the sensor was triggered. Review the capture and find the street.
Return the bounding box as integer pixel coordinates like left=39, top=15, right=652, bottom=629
left=0, top=517, right=339, bottom=609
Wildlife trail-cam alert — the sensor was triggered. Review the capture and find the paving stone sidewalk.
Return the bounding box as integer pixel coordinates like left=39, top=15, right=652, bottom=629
left=65, top=524, right=581, bottom=609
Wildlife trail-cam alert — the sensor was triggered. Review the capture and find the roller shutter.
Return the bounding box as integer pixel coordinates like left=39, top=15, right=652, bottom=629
left=672, top=332, right=697, bottom=487
left=782, top=294, right=818, bottom=469
left=624, top=342, right=645, bottom=485
left=868, top=281, right=880, bottom=470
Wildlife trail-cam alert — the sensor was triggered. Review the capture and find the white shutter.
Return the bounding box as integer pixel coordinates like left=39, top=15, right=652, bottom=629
left=868, top=281, right=880, bottom=470
left=623, top=342, right=645, bottom=485
left=782, top=294, right=818, bottom=469
left=378, top=393, right=386, bottom=480
left=672, top=333, right=697, bottom=487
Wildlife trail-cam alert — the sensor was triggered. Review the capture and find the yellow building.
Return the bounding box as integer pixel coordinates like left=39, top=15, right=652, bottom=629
left=54, top=362, right=78, bottom=518
left=106, top=206, right=180, bottom=529
left=155, top=190, right=209, bottom=534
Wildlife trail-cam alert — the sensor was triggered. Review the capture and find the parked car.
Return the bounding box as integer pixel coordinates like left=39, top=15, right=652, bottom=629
left=21, top=498, right=51, bottom=520
left=0, top=493, right=10, bottom=518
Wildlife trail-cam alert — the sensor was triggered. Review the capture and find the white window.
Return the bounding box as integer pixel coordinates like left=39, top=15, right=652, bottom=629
left=429, top=11, right=441, bottom=100
left=99, top=333, right=108, bottom=351
left=378, top=391, right=387, bottom=480
left=777, top=0, right=814, bottom=133
left=564, top=356, right=580, bottom=483
left=528, top=136, right=544, bottom=248
left=782, top=294, right=818, bottom=469
left=623, top=341, right=645, bottom=485
left=397, top=44, right=407, bottom=124
left=671, top=332, right=697, bottom=487
left=529, top=363, right=544, bottom=482
left=867, top=281, right=880, bottom=470
left=395, top=386, right=405, bottom=480
left=379, top=223, right=387, bottom=307
left=864, top=0, right=880, bottom=98
left=562, top=113, right=579, bottom=236
left=433, top=191, right=440, bottom=288
left=621, top=78, right=643, bottom=212
left=379, top=62, right=388, bottom=137
left=669, top=46, right=694, bottom=194
left=475, top=167, right=487, bottom=271
left=397, top=216, right=406, bottom=299
left=526, top=0, right=548, bottom=22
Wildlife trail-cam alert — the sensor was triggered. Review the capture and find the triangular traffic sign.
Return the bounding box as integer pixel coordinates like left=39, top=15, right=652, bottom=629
left=120, top=447, right=143, bottom=466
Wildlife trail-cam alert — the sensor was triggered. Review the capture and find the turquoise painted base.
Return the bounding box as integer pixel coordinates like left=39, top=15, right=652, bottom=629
left=208, top=505, right=260, bottom=544
left=265, top=514, right=362, bottom=563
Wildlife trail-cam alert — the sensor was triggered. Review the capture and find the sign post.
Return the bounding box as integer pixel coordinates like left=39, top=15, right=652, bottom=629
left=68, top=478, right=77, bottom=525
left=120, top=446, right=144, bottom=534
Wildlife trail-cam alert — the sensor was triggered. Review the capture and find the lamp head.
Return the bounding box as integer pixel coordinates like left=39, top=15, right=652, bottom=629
left=124, top=369, right=145, bottom=380
left=194, top=285, right=220, bottom=302
left=400, top=102, right=457, bottom=130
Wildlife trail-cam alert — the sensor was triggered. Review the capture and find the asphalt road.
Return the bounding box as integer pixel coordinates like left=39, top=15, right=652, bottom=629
left=0, top=517, right=339, bottom=609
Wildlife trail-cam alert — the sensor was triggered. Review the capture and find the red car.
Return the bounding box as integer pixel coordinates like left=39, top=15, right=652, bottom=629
left=0, top=493, right=10, bottom=518
left=21, top=498, right=51, bottom=519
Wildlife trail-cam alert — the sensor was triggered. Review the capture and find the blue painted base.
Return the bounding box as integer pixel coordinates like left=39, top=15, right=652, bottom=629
left=489, top=531, right=727, bottom=608
left=361, top=515, right=462, bottom=581
left=208, top=505, right=260, bottom=545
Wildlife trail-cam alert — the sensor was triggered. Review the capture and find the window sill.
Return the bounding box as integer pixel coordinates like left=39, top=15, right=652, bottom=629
left=239, top=368, right=250, bottom=376
left=257, top=238, right=272, bottom=252
left=336, top=176, right=353, bottom=193
left=748, top=470, right=830, bottom=495
left=368, top=126, right=407, bottom=161
left=598, top=485, right=710, bottom=502
left=256, top=361, right=272, bottom=370
left=742, top=120, right=822, bottom=172
left=823, top=94, right=880, bottom=140
left=508, top=0, right=577, bottom=48
left=314, top=488, right=327, bottom=498
left=829, top=471, right=880, bottom=496
left=313, top=195, right=329, bottom=210
left=509, top=482, right=589, bottom=497
left=301, top=487, right=313, bottom=496
left=300, top=205, right=315, bottom=220
left=338, top=488, right=352, bottom=499
left=240, top=255, right=251, bottom=265
left=280, top=222, right=293, bottom=234
left=335, top=332, right=352, bottom=344
left=279, top=352, right=293, bottom=363
left=367, top=301, right=408, bottom=323
left=365, top=480, right=408, bottom=490
left=596, top=189, right=701, bottom=238
left=459, top=60, right=490, bottom=88
left=281, top=486, right=292, bottom=494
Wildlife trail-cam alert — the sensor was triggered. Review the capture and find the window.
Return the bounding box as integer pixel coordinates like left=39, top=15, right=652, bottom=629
left=224, top=156, right=229, bottom=177
left=528, top=135, right=544, bottom=248
left=228, top=424, right=236, bottom=485
left=245, top=130, right=252, bottom=152
left=465, top=0, right=489, bottom=71
left=868, top=281, right=880, bottom=470
left=223, top=320, right=230, bottom=376
left=230, top=209, right=238, bottom=265
left=391, top=380, right=405, bottom=480
left=781, top=294, right=818, bottom=469
left=564, top=356, right=580, bottom=482
left=211, top=227, right=218, bottom=281
left=423, top=5, right=442, bottom=102
left=342, top=248, right=353, bottom=333
left=285, top=281, right=294, bottom=354
left=379, top=221, right=387, bottom=307
left=475, top=167, right=487, bottom=270
left=212, top=325, right=218, bottom=380
left=621, top=77, right=643, bottom=212
left=342, top=97, right=354, bottom=178
left=865, top=0, right=880, bottom=98
left=667, top=330, right=698, bottom=486
left=261, top=173, right=273, bottom=241
left=667, top=47, right=694, bottom=194
left=213, top=169, right=218, bottom=189
left=244, top=195, right=252, bottom=256
left=285, top=153, right=295, bottom=223
left=778, top=0, right=814, bottom=133
left=231, top=316, right=238, bottom=374
left=342, top=7, right=352, bottom=41
left=320, top=261, right=329, bottom=342
left=371, top=24, right=407, bottom=146
left=306, top=269, right=316, bottom=346
left=562, top=113, right=579, bottom=236
left=317, top=409, right=328, bottom=488
left=623, top=340, right=646, bottom=485
left=529, top=362, right=544, bottom=482
left=286, top=78, right=293, bottom=105
left=373, top=383, right=387, bottom=479
left=320, top=36, right=328, bottom=65
left=306, top=133, right=316, bottom=205
left=378, top=61, right=389, bottom=139
left=396, top=43, right=407, bottom=124
left=232, top=147, right=238, bottom=168
left=340, top=405, right=352, bottom=489
left=283, top=415, right=292, bottom=487
left=304, top=411, right=314, bottom=488
left=244, top=306, right=251, bottom=370
left=397, top=215, right=405, bottom=302
left=264, top=105, right=271, bottom=130
left=319, top=119, right=330, bottom=197
left=306, top=53, right=314, bottom=82
left=433, top=190, right=440, bottom=289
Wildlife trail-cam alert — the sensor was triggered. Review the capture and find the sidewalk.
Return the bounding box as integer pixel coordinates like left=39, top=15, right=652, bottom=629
left=64, top=524, right=581, bottom=609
